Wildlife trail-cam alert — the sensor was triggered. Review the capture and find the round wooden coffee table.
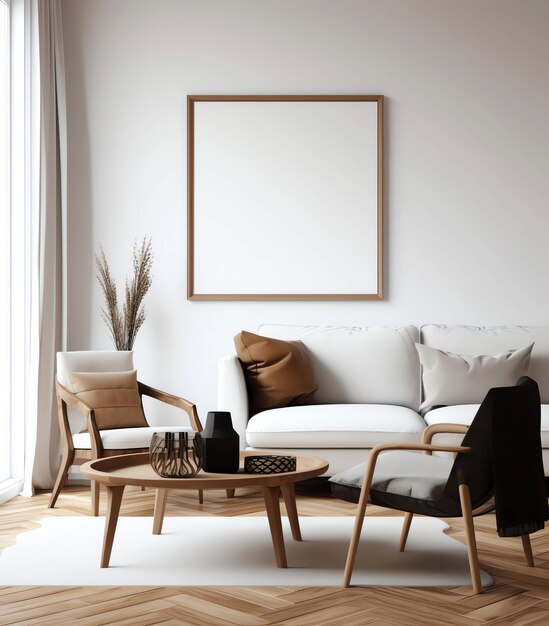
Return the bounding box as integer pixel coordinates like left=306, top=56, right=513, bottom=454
left=81, top=451, right=329, bottom=569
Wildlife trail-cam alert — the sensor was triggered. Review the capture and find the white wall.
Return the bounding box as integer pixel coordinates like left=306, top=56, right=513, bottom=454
left=61, top=0, right=549, bottom=420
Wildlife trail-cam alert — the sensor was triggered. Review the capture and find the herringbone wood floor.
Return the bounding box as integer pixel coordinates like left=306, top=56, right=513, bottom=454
left=0, top=482, right=548, bottom=625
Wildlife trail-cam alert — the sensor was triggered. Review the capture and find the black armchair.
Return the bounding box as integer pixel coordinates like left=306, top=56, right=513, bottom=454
left=330, top=377, right=549, bottom=593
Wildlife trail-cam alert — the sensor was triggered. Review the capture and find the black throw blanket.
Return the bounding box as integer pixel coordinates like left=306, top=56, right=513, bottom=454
left=491, top=377, right=549, bottom=537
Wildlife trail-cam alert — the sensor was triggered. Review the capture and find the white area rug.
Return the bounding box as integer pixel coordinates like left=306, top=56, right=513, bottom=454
left=0, top=516, right=492, bottom=587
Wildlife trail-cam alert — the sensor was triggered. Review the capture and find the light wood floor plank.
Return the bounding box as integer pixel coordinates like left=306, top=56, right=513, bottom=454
left=0, top=483, right=547, bottom=625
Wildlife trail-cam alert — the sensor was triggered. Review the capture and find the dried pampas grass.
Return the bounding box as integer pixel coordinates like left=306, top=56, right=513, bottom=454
left=95, top=237, right=153, bottom=350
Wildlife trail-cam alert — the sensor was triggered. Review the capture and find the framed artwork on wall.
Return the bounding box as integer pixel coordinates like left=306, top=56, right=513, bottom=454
left=187, top=95, right=384, bottom=300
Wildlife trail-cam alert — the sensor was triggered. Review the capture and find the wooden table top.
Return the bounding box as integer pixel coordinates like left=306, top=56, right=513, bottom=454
left=81, top=451, right=329, bottom=489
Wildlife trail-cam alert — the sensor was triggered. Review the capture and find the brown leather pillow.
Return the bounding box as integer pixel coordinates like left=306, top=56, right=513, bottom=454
left=234, top=330, right=317, bottom=415
left=67, top=370, right=148, bottom=431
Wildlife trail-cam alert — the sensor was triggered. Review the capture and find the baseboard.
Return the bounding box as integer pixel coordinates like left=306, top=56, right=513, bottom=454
left=0, top=478, right=23, bottom=504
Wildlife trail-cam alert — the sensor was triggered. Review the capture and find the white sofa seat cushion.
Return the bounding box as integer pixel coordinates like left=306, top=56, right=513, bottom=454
left=329, top=451, right=454, bottom=501
left=72, top=426, right=193, bottom=450
left=246, top=404, right=426, bottom=449
left=424, top=404, right=549, bottom=447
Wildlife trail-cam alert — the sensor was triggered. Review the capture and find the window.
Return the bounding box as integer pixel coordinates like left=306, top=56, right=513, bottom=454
left=0, top=0, right=10, bottom=485
left=1, top=0, right=25, bottom=502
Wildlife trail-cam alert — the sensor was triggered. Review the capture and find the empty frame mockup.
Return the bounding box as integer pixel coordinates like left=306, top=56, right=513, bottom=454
left=188, top=95, right=383, bottom=300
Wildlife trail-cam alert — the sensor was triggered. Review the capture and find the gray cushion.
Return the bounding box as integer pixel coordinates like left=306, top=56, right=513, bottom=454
left=416, top=342, right=533, bottom=413
left=329, top=451, right=454, bottom=502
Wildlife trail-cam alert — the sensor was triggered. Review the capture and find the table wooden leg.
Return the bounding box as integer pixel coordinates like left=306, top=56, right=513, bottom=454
left=100, top=485, right=125, bottom=568
left=263, top=486, right=287, bottom=568
left=281, top=483, right=302, bottom=541
left=152, top=489, right=169, bottom=535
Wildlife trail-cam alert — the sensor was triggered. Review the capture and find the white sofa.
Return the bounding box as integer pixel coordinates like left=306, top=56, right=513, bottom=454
left=218, top=324, right=549, bottom=475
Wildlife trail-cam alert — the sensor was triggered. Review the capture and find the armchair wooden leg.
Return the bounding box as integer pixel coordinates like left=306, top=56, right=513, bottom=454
left=48, top=449, right=74, bottom=508
left=91, top=481, right=100, bottom=517
left=521, top=534, right=535, bottom=567
left=226, top=489, right=235, bottom=499
left=198, top=489, right=203, bottom=504
left=399, top=512, right=413, bottom=552
left=343, top=487, right=370, bottom=587
left=459, top=483, right=482, bottom=594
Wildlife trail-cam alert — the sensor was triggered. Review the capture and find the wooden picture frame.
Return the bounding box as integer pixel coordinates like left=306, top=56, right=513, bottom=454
left=187, top=95, right=384, bottom=300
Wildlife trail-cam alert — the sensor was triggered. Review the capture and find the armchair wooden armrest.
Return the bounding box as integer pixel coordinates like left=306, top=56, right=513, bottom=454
left=55, top=380, right=102, bottom=456
left=138, top=382, right=202, bottom=432
left=421, top=423, right=470, bottom=445
left=56, top=380, right=94, bottom=416
left=360, top=441, right=471, bottom=502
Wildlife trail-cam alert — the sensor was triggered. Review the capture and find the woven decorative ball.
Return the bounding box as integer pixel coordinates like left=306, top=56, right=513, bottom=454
left=150, top=431, right=204, bottom=478
left=244, top=455, right=297, bottom=474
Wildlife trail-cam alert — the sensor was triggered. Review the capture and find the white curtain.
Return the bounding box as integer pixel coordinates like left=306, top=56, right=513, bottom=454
left=22, top=0, right=67, bottom=495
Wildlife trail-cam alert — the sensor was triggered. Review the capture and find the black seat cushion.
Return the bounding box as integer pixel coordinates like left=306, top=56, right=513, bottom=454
left=329, top=451, right=461, bottom=517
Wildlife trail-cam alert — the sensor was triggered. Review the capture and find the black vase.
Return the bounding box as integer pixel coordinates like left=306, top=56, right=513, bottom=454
left=202, top=411, right=240, bottom=473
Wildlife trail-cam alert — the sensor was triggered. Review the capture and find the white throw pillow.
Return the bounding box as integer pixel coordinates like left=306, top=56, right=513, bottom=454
left=416, top=343, right=534, bottom=413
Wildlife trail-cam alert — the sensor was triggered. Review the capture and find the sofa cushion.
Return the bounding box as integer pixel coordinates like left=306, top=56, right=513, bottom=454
left=245, top=404, right=426, bottom=448
left=424, top=404, right=549, bottom=447
left=416, top=343, right=533, bottom=413
left=421, top=325, right=549, bottom=403
left=72, top=426, right=194, bottom=450
left=67, top=370, right=148, bottom=431
left=234, top=330, right=317, bottom=415
left=258, top=324, right=421, bottom=410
